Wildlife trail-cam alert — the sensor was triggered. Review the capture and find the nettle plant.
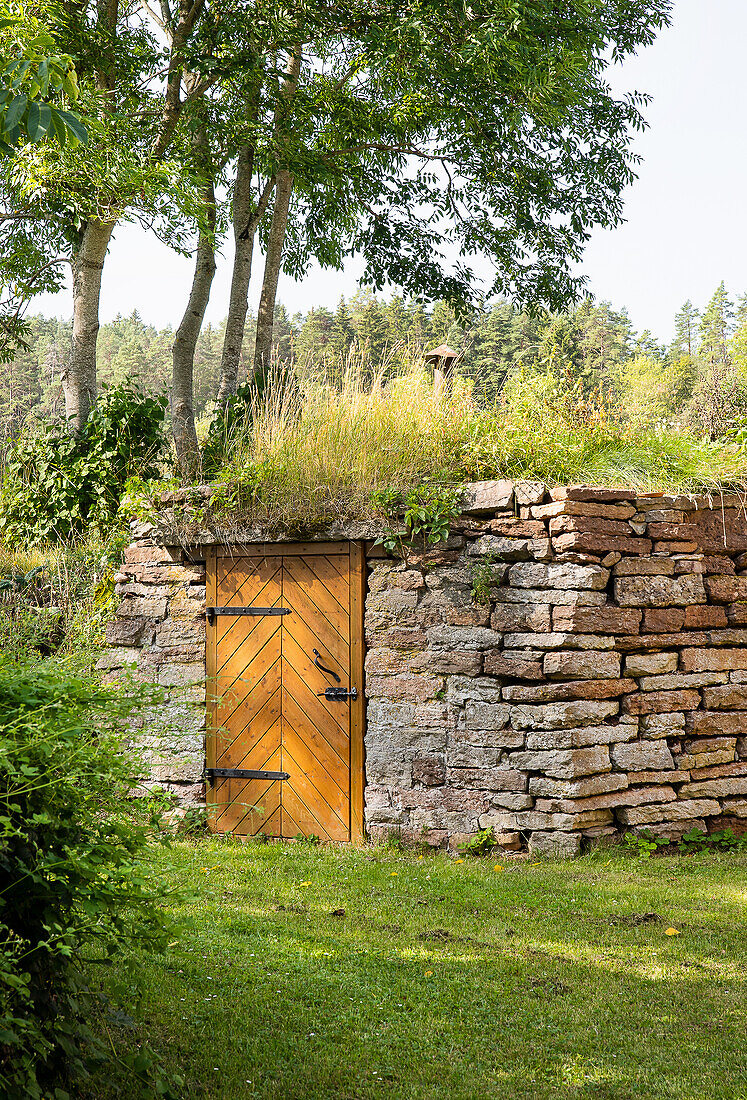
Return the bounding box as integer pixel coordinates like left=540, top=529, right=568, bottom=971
left=372, top=483, right=462, bottom=556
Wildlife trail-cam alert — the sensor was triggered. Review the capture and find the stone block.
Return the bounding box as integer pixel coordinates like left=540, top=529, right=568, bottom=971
left=495, top=587, right=606, bottom=607
left=464, top=701, right=511, bottom=730
left=640, top=712, right=685, bottom=740
left=447, top=677, right=503, bottom=704
left=525, top=725, right=637, bottom=750
left=533, top=499, right=636, bottom=519
left=124, top=545, right=180, bottom=564
left=702, top=686, right=747, bottom=710
left=705, top=576, right=747, bottom=603
left=503, top=679, right=634, bottom=703
left=367, top=700, right=415, bottom=727
left=544, top=651, right=621, bottom=680
left=486, top=791, right=534, bottom=810
left=681, top=742, right=737, bottom=770
left=488, top=517, right=546, bottom=539
left=411, top=651, right=483, bottom=676
left=689, top=760, right=747, bottom=780
left=515, top=481, right=546, bottom=506
left=490, top=604, right=553, bottom=633
left=529, top=772, right=628, bottom=799
left=623, top=690, right=701, bottom=716
left=484, top=652, right=544, bottom=680
left=617, top=798, right=720, bottom=826
left=629, top=819, right=706, bottom=841
left=638, top=672, right=728, bottom=691
left=508, top=562, right=609, bottom=590
left=411, top=756, right=446, bottom=786
left=681, top=647, right=747, bottom=673
left=678, top=777, right=747, bottom=799
left=552, top=606, right=642, bottom=635
left=426, top=625, right=502, bottom=651
left=157, top=661, right=205, bottom=687
left=366, top=590, right=419, bottom=614
left=511, top=700, right=619, bottom=730
left=614, top=574, right=707, bottom=608
left=117, top=596, right=168, bottom=620
left=504, top=632, right=615, bottom=650
left=614, top=557, right=676, bottom=576
left=535, top=785, right=676, bottom=814
left=642, top=609, right=686, bottom=633
left=508, top=745, right=610, bottom=778
left=528, top=832, right=581, bottom=857
left=549, top=515, right=633, bottom=537
left=155, top=620, right=205, bottom=647
left=105, top=617, right=156, bottom=647
left=550, top=486, right=638, bottom=503
left=611, top=740, right=675, bottom=771
left=448, top=741, right=503, bottom=770
left=462, top=480, right=514, bottom=513
left=686, top=711, right=747, bottom=736
left=624, top=653, right=678, bottom=676
left=513, top=808, right=613, bottom=832
left=684, top=605, right=728, bottom=629
left=96, top=647, right=140, bottom=670
left=366, top=674, right=442, bottom=703
left=553, top=534, right=652, bottom=556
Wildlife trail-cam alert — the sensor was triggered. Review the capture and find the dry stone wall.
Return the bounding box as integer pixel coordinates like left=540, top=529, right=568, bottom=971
left=363, top=482, right=747, bottom=856
left=105, top=482, right=747, bottom=854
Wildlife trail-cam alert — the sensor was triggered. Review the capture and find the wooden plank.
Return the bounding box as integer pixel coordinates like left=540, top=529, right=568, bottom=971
left=220, top=541, right=349, bottom=558
left=282, top=688, right=349, bottom=792
left=281, top=599, right=349, bottom=681
left=216, top=555, right=281, bottom=606
left=349, top=542, right=366, bottom=843
left=282, top=719, right=349, bottom=818
left=284, top=556, right=349, bottom=630
left=281, top=639, right=349, bottom=742
left=205, top=547, right=218, bottom=832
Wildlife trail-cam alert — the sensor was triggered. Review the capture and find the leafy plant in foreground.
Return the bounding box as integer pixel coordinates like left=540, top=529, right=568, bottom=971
left=458, top=828, right=499, bottom=857
left=0, top=659, right=180, bottom=1098
left=0, top=383, right=166, bottom=545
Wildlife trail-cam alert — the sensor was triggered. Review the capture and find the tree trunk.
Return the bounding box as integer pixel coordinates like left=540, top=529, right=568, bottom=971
left=173, top=166, right=216, bottom=479
left=65, top=219, right=114, bottom=430
left=217, top=144, right=276, bottom=404
left=252, top=171, right=294, bottom=374
left=252, top=46, right=302, bottom=376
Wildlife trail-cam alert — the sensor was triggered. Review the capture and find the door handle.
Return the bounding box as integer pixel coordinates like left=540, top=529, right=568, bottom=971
left=312, top=648, right=341, bottom=683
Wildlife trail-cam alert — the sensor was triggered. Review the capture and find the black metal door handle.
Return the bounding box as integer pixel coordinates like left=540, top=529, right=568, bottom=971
left=313, top=648, right=341, bottom=683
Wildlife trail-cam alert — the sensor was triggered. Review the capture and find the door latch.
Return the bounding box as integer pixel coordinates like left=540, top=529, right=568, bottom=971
left=317, top=686, right=358, bottom=701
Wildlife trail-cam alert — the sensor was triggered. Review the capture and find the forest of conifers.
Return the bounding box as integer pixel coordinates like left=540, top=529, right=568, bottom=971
left=2, top=280, right=745, bottom=454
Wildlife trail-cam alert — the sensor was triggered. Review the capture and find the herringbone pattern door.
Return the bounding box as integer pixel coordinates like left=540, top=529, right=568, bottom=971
left=206, top=543, right=365, bottom=842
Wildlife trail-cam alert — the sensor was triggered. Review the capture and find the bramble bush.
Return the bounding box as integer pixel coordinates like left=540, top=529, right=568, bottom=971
left=0, top=659, right=183, bottom=1099
left=0, top=383, right=167, bottom=546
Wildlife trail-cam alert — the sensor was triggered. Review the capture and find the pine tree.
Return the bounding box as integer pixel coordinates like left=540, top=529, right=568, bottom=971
left=699, top=282, right=734, bottom=366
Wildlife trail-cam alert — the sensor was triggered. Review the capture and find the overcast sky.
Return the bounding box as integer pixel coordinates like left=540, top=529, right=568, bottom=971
left=30, top=0, right=747, bottom=344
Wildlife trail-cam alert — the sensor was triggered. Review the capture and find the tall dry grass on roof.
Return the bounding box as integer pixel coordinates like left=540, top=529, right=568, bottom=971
left=211, top=345, right=747, bottom=533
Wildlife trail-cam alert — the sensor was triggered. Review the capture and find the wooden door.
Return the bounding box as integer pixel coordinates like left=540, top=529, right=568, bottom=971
left=206, top=542, right=365, bottom=842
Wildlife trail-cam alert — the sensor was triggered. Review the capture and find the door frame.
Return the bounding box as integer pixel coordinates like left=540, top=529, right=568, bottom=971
left=204, top=540, right=366, bottom=842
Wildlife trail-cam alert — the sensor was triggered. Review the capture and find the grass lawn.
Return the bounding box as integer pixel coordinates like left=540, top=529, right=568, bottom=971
left=83, top=839, right=747, bottom=1100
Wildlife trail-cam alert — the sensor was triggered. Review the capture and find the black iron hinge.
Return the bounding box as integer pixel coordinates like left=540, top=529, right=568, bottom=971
left=206, top=606, right=290, bottom=625
left=205, top=767, right=290, bottom=783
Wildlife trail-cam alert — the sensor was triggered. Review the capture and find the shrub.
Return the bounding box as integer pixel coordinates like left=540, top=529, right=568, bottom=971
left=0, top=659, right=172, bottom=1098
left=0, top=383, right=167, bottom=546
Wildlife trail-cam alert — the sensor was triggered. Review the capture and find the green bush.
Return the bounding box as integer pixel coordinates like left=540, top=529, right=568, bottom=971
left=0, top=659, right=175, bottom=1099
left=0, top=383, right=167, bottom=546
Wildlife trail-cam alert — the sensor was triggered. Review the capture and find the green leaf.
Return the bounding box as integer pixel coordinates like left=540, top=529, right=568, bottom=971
left=3, top=92, right=28, bottom=132
left=58, top=108, right=87, bottom=145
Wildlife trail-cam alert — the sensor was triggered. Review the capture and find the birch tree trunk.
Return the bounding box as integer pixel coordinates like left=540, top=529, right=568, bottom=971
left=217, top=145, right=276, bottom=404
left=172, top=164, right=216, bottom=478
left=252, top=171, right=294, bottom=374
left=65, top=219, right=114, bottom=430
